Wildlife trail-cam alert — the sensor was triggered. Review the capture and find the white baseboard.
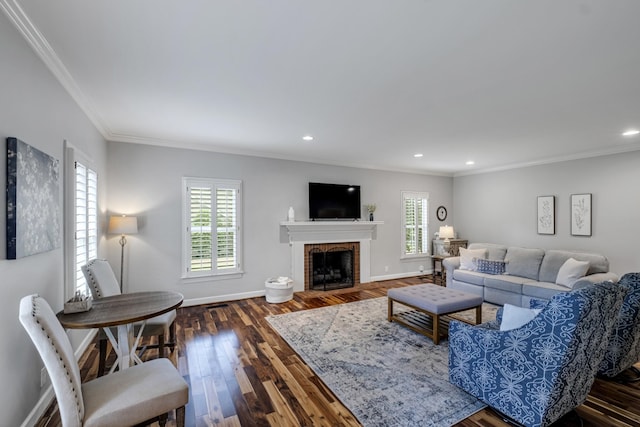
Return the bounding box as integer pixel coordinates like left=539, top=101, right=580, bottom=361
left=21, top=329, right=98, bottom=427
left=183, top=290, right=266, bottom=307
left=370, top=269, right=434, bottom=282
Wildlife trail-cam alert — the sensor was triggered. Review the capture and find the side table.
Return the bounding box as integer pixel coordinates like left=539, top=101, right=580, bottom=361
left=432, top=255, right=448, bottom=286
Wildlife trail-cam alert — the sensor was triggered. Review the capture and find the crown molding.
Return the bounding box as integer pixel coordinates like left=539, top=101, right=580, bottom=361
left=0, top=0, right=110, bottom=138
left=107, top=132, right=454, bottom=177
left=453, top=143, right=640, bottom=177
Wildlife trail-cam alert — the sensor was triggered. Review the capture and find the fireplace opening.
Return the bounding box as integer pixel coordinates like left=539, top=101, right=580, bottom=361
left=310, top=246, right=354, bottom=291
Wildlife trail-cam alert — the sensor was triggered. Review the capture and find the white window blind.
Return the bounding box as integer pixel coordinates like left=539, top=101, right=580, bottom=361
left=183, top=178, right=242, bottom=278
left=74, top=161, right=98, bottom=296
left=402, top=191, right=429, bottom=258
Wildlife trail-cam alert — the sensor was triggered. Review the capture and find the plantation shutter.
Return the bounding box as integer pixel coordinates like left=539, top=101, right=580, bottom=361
left=216, top=187, right=237, bottom=270
left=189, top=185, right=213, bottom=272
left=75, top=161, right=98, bottom=296
left=184, top=178, right=242, bottom=277
left=402, top=191, right=429, bottom=257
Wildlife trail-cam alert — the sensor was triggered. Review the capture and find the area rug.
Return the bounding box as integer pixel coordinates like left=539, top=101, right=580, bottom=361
left=266, top=297, right=496, bottom=427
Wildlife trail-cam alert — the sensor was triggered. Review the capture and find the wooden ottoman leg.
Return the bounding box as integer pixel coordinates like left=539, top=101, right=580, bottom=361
left=388, top=298, right=393, bottom=321
left=433, top=314, right=440, bottom=345
left=475, top=306, right=482, bottom=325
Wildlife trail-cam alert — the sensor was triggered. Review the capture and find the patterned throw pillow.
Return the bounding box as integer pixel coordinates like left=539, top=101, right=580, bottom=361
left=475, top=258, right=507, bottom=275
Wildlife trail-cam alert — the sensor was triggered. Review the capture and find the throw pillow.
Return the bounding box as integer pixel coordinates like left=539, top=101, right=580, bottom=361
left=475, top=258, right=507, bottom=275
left=459, top=247, right=488, bottom=271
left=500, top=304, right=542, bottom=331
left=556, top=258, right=590, bottom=289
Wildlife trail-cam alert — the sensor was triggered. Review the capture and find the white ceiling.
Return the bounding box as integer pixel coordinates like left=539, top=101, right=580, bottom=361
left=4, top=0, right=640, bottom=175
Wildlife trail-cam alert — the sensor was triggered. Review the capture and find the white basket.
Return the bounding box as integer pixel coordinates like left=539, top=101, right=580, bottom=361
left=265, top=277, right=294, bottom=303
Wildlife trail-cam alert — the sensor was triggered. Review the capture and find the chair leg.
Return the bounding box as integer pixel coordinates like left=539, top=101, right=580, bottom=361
left=176, top=406, right=186, bottom=427
left=169, top=320, right=176, bottom=347
left=614, top=366, right=640, bottom=383
left=157, top=413, right=168, bottom=427
left=98, top=338, right=108, bottom=377
left=158, top=334, right=165, bottom=358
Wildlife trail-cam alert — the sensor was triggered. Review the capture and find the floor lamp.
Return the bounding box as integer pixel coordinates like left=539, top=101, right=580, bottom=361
left=108, top=215, right=138, bottom=292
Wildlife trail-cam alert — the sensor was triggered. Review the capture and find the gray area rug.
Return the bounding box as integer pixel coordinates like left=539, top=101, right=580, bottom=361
left=266, top=297, right=495, bottom=427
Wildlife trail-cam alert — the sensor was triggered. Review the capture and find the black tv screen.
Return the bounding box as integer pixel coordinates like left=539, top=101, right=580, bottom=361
left=309, top=182, right=361, bottom=220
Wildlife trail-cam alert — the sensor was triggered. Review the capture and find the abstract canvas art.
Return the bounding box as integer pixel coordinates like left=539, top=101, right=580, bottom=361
left=6, top=137, right=61, bottom=259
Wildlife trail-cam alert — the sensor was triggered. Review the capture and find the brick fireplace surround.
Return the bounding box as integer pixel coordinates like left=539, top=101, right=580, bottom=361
left=304, top=242, right=360, bottom=290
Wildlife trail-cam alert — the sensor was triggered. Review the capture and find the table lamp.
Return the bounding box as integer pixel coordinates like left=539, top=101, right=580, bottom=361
left=439, top=225, right=455, bottom=255
left=108, top=215, right=138, bottom=291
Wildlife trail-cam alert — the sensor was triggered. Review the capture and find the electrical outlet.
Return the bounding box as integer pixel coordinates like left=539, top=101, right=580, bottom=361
left=40, top=367, right=48, bottom=388
left=419, top=265, right=424, bottom=273
left=384, top=266, right=389, bottom=272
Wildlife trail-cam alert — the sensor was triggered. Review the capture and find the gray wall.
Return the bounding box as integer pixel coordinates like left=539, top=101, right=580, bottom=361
left=0, top=15, right=108, bottom=427
left=453, top=151, right=640, bottom=275
left=106, top=142, right=453, bottom=303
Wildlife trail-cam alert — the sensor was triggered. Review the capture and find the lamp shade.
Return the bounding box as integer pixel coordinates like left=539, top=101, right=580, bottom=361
left=439, top=225, right=455, bottom=240
left=108, top=215, right=138, bottom=235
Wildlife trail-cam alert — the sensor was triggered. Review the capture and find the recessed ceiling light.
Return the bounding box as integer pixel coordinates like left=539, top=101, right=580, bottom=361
left=622, top=129, right=640, bottom=137
left=465, top=160, right=475, bottom=166
left=302, top=135, right=314, bottom=141
left=413, top=153, right=423, bottom=158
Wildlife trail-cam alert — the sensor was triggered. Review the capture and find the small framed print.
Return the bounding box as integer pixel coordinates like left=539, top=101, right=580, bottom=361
left=537, top=196, right=555, bottom=235
left=570, top=193, right=592, bottom=236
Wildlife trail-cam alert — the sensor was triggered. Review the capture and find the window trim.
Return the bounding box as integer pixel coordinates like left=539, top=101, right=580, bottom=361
left=400, top=191, right=430, bottom=259
left=181, top=176, right=243, bottom=279
left=64, top=142, right=98, bottom=299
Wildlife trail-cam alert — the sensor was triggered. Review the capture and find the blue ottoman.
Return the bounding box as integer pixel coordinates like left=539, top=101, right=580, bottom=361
left=388, top=284, right=483, bottom=344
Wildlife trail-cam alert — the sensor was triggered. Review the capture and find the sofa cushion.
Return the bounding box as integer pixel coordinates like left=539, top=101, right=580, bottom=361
left=459, top=247, right=487, bottom=271
left=505, top=247, right=545, bottom=280
left=476, top=259, right=508, bottom=275
left=453, top=269, right=489, bottom=286
left=468, top=243, right=508, bottom=261
left=522, top=281, right=569, bottom=300
left=539, top=250, right=610, bottom=283
left=556, top=258, right=590, bottom=288
left=484, top=275, right=526, bottom=294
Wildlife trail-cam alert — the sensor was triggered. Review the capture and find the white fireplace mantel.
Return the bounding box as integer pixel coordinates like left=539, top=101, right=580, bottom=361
left=280, top=220, right=382, bottom=242
left=280, top=221, right=383, bottom=292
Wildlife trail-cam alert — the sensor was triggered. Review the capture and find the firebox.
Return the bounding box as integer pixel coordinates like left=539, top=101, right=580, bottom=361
left=304, top=242, right=360, bottom=291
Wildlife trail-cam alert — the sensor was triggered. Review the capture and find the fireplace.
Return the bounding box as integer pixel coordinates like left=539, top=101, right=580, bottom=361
left=280, top=221, right=380, bottom=292
left=305, top=242, right=360, bottom=291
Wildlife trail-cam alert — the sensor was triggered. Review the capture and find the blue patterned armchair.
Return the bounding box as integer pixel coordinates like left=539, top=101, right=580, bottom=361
left=598, top=273, right=640, bottom=380
left=449, top=281, right=627, bottom=427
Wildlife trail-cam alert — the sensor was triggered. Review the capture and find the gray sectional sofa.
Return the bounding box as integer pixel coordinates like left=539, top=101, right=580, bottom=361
left=442, top=243, right=618, bottom=307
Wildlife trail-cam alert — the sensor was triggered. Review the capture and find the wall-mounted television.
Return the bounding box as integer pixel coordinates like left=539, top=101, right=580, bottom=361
left=309, top=182, right=361, bottom=220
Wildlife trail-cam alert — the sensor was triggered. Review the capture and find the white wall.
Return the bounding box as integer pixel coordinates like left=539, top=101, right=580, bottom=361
left=453, top=151, right=640, bottom=275
left=107, top=142, right=453, bottom=303
left=0, top=15, right=108, bottom=427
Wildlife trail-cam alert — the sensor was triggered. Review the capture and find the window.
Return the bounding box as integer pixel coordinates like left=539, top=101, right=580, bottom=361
left=402, top=191, right=429, bottom=258
left=65, top=145, right=98, bottom=298
left=182, top=177, right=243, bottom=278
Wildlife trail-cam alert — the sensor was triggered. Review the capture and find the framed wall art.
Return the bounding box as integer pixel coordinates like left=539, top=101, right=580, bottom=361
left=570, top=193, right=592, bottom=237
left=6, top=137, right=61, bottom=259
left=537, top=195, right=555, bottom=235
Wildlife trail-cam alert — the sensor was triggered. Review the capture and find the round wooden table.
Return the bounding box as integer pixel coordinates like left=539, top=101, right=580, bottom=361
left=57, top=291, right=183, bottom=372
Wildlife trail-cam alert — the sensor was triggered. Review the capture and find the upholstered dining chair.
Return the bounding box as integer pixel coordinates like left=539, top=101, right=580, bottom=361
left=598, top=273, right=640, bottom=381
left=19, top=294, right=188, bottom=427
left=82, top=258, right=177, bottom=376
left=449, top=281, right=627, bottom=427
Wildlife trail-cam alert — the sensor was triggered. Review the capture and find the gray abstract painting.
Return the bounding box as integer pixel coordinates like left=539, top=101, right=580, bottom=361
left=6, top=137, right=60, bottom=259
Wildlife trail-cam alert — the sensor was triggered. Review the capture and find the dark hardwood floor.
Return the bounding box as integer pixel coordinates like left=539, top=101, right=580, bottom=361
left=36, top=277, right=640, bottom=427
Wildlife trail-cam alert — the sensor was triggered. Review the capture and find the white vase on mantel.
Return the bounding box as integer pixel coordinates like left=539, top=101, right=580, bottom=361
left=287, top=206, right=295, bottom=222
